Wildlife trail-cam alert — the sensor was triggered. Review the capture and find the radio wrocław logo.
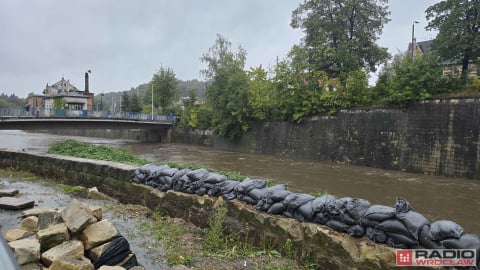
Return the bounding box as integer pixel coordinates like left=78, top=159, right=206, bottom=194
left=396, top=249, right=477, bottom=267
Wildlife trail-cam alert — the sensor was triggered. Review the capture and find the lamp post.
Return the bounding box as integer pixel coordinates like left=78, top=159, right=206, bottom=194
left=411, top=21, right=419, bottom=57
left=151, top=83, right=155, bottom=120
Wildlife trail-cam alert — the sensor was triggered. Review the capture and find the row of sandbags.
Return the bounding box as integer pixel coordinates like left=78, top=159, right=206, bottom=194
left=131, top=164, right=480, bottom=267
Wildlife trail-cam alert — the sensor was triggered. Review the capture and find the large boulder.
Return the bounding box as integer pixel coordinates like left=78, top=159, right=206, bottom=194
left=22, top=206, right=58, bottom=218
left=41, top=240, right=84, bottom=267
left=36, top=222, right=69, bottom=252
left=80, top=220, right=118, bottom=250
left=49, top=257, right=94, bottom=270
left=21, top=216, right=39, bottom=232
left=60, top=199, right=96, bottom=234
left=8, top=238, right=40, bottom=265
left=3, top=228, right=34, bottom=242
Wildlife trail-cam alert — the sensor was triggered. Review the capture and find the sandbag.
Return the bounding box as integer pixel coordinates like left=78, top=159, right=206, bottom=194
left=326, top=220, right=350, bottom=233
left=256, top=199, right=271, bottom=212
left=267, top=202, right=285, bottom=215
left=285, top=193, right=315, bottom=214
left=235, top=178, right=267, bottom=194
left=122, top=254, right=138, bottom=269
left=249, top=188, right=267, bottom=201
left=345, top=198, right=371, bottom=221
left=270, top=190, right=291, bottom=202
left=395, top=197, right=414, bottom=214
left=311, top=195, right=336, bottom=215
left=347, top=225, right=366, bottom=238
left=220, top=180, right=239, bottom=194
left=386, top=237, right=410, bottom=249
left=156, top=167, right=179, bottom=177
left=331, top=212, right=357, bottom=225
left=223, top=191, right=236, bottom=201
left=312, top=212, right=330, bottom=225
left=360, top=218, right=380, bottom=228
left=366, top=227, right=388, bottom=243
left=92, top=236, right=132, bottom=268
left=396, top=210, right=430, bottom=240
left=186, top=168, right=209, bottom=181
left=442, top=234, right=480, bottom=266
left=386, top=232, right=417, bottom=246
left=377, top=219, right=411, bottom=236
left=418, top=225, right=444, bottom=249
left=295, top=200, right=314, bottom=222
left=326, top=197, right=352, bottom=216
left=363, top=205, right=396, bottom=221
left=428, top=220, right=464, bottom=241
left=259, top=184, right=288, bottom=201
left=199, top=172, right=227, bottom=184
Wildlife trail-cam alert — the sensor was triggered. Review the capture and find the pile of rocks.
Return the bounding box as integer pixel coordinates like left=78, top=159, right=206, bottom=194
left=3, top=198, right=141, bottom=270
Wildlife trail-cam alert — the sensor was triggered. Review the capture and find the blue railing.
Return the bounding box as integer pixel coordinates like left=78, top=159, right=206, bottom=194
left=0, top=108, right=175, bottom=122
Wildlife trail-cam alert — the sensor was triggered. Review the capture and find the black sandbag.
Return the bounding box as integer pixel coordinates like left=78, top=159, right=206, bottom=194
left=256, top=199, right=271, bottom=212
left=386, top=232, right=417, bottom=246
left=311, top=195, right=336, bottom=215
left=271, top=190, right=291, bottom=202
left=239, top=194, right=258, bottom=205
left=331, top=212, right=357, bottom=226
left=131, top=173, right=145, bottom=183
left=396, top=210, right=430, bottom=240
left=428, top=220, right=464, bottom=241
left=260, top=184, right=288, bottom=201
left=158, top=176, right=173, bottom=186
left=195, top=187, right=207, bottom=196
left=267, top=202, right=285, bottom=215
left=285, top=193, right=315, bottom=215
left=92, top=236, right=131, bottom=269
left=138, top=164, right=166, bottom=175
left=235, top=178, right=267, bottom=194
left=172, top=169, right=190, bottom=181
left=199, top=172, right=227, bottom=184
left=249, top=188, right=267, bottom=201
left=418, top=225, right=444, bottom=249
left=348, top=225, right=366, bottom=238
left=157, top=167, right=179, bottom=177
left=312, top=212, right=330, bottom=225
left=295, top=200, right=314, bottom=221
left=366, top=227, right=388, bottom=243
left=386, top=237, right=410, bottom=249
left=220, top=180, right=240, bottom=194
left=377, top=219, right=411, bottom=236
left=207, top=187, right=222, bottom=197
left=122, top=253, right=138, bottom=269
left=223, top=191, right=236, bottom=200
left=395, top=197, right=414, bottom=214
left=326, top=197, right=352, bottom=215
left=326, top=220, right=350, bottom=233
left=442, top=234, right=480, bottom=267
left=186, top=168, right=209, bottom=181
left=363, top=205, right=396, bottom=221
left=360, top=218, right=380, bottom=228
left=345, top=198, right=371, bottom=221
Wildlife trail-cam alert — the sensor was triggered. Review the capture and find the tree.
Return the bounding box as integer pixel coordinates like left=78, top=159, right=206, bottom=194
left=291, top=0, right=390, bottom=80
left=121, top=92, right=130, bottom=112
left=150, top=66, right=179, bottom=114
left=130, top=93, right=142, bottom=113
left=375, top=53, right=447, bottom=106
left=426, top=0, right=480, bottom=75
left=247, top=66, right=274, bottom=120
left=201, top=34, right=249, bottom=140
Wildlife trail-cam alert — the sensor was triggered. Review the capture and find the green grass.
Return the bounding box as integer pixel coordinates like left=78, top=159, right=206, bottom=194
left=47, top=139, right=151, bottom=165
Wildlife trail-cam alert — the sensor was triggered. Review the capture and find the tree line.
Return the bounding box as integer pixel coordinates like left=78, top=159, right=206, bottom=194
left=125, top=0, right=480, bottom=140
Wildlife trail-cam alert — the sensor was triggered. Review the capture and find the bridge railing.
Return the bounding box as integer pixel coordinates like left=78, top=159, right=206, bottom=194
left=0, top=108, right=174, bottom=122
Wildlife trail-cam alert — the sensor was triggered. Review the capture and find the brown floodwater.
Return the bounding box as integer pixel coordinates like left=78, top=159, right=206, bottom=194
left=0, top=130, right=479, bottom=235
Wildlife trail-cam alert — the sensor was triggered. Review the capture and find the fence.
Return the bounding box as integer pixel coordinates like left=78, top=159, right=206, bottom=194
left=0, top=108, right=173, bottom=122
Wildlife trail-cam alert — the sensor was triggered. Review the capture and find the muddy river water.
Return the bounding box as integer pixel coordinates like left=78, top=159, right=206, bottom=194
left=0, top=130, right=479, bottom=234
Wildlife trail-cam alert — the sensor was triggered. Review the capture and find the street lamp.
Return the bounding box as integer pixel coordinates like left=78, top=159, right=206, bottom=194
left=151, top=83, right=155, bottom=120
left=412, top=21, right=419, bottom=57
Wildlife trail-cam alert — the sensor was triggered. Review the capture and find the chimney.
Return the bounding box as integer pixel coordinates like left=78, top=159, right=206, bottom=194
left=84, top=71, right=89, bottom=93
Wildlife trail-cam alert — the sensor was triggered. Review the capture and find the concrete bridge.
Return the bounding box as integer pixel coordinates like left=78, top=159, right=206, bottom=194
left=0, top=108, right=174, bottom=142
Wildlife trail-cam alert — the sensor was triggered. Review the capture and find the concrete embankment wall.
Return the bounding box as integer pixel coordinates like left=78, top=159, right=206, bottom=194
left=173, top=99, right=480, bottom=179
left=0, top=150, right=405, bottom=269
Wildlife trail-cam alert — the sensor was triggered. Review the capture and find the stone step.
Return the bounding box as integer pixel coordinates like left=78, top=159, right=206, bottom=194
left=0, top=189, right=19, bottom=197
left=0, top=197, right=35, bottom=210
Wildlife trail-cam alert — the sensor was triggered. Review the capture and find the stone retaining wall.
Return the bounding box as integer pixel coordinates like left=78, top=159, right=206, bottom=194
left=0, top=150, right=424, bottom=269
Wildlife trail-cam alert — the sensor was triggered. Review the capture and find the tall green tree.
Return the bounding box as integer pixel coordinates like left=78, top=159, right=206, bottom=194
left=201, top=34, right=249, bottom=140
left=121, top=92, right=130, bottom=112
left=426, top=0, right=480, bottom=75
left=130, top=93, right=142, bottom=113
left=247, top=66, right=274, bottom=120
left=291, top=0, right=391, bottom=80
left=150, top=66, right=179, bottom=114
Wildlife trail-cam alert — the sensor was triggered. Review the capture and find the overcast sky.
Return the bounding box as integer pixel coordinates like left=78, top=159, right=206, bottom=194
left=1, top=0, right=441, bottom=98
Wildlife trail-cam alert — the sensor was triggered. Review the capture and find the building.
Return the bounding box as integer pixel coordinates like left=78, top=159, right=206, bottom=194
left=27, top=72, right=94, bottom=112
left=408, top=39, right=479, bottom=78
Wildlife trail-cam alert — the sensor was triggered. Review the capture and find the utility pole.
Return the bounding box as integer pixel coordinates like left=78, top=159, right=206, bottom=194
left=151, top=83, right=155, bottom=120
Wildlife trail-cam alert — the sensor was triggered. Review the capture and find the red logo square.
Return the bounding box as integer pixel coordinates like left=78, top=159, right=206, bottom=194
left=396, top=250, right=413, bottom=266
